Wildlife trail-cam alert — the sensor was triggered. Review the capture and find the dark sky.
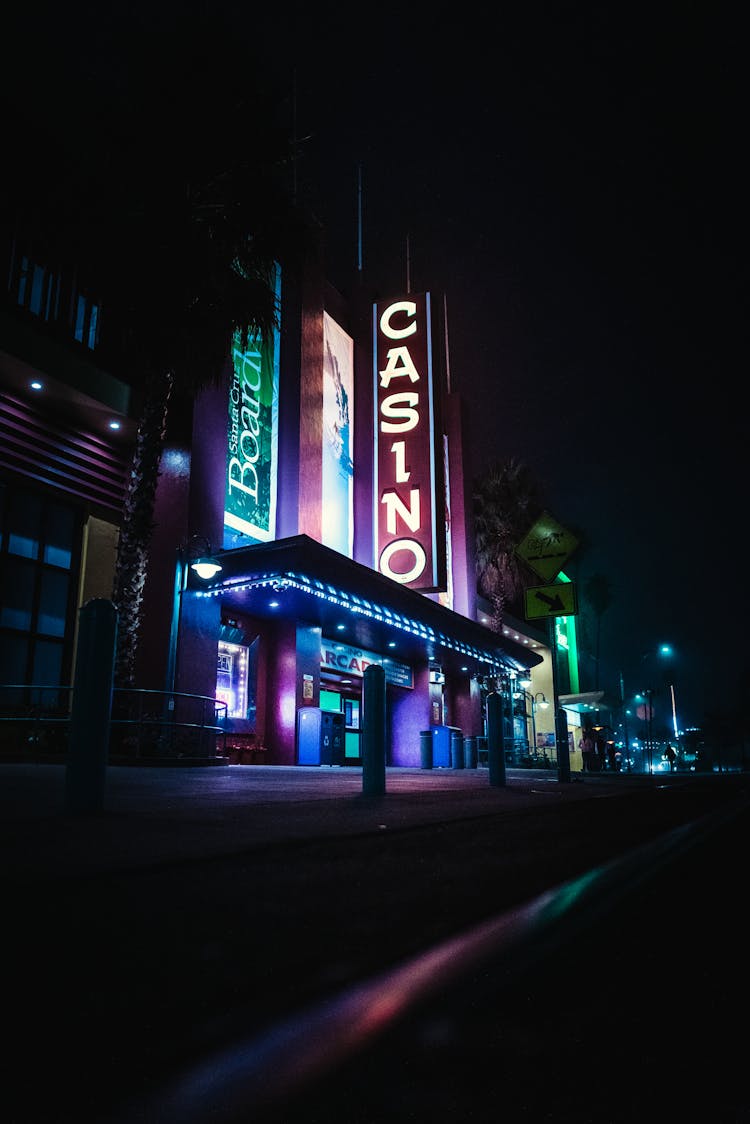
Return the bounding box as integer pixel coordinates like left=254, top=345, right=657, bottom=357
left=8, top=3, right=743, bottom=728
left=275, top=6, right=744, bottom=729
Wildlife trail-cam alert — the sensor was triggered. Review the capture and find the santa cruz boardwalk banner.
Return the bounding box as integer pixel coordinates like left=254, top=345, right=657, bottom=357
left=373, top=293, right=446, bottom=592
left=224, top=264, right=281, bottom=545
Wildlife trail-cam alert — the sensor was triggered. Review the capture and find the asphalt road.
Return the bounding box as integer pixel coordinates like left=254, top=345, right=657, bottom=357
left=4, top=768, right=747, bottom=1123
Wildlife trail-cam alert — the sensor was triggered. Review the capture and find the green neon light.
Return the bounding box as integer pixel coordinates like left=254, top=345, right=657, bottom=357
left=556, top=571, right=579, bottom=693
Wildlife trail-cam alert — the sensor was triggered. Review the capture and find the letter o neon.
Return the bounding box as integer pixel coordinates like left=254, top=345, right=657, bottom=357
left=379, top=540, right=427, bottom=584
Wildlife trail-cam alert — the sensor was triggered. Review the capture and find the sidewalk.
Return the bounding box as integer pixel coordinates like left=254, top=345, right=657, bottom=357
left=4, top=762, right=745, bottom=1124
left=1, top=760, right=682, bottom=877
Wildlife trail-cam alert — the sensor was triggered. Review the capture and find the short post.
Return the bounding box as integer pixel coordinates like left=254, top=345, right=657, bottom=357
left=65, top=599, right=118, bottom=815
left=555, top=707, right=571, bottom=783
left=486, top=691, right=506, bottom=787
left=362, top=664, right=386, bottom=797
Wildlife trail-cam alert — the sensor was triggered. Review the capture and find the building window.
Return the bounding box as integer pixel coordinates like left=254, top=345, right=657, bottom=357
left=216, top=640, right=249, bottom=719
left=0, top=484, right=80, bottom=685
left=8, top=247, right=100, bottom=351
left=73, top=290, right=101, bottom=350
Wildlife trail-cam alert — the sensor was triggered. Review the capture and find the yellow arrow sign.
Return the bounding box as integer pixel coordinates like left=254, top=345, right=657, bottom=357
left=524, top=582, right=578, bottom=621
left=516, top=511, right=579, bottom=582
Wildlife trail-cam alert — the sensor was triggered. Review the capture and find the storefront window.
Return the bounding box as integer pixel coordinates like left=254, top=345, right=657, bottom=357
left=216, top=641, right=249, bottom=719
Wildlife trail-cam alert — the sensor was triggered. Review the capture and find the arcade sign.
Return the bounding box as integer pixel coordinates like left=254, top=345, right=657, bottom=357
left=373, top=293, right=445, bottom=591
left=321, top=638, right=413, bottom=688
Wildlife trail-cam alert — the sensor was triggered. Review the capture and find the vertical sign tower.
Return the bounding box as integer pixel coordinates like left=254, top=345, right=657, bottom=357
left=373, top=293, right=446, bottom=591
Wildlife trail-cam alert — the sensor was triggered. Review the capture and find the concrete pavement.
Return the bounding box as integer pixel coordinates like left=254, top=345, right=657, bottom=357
left=1, top=760, right=693, bottom=877
left=4, top=761, right=746, bottom=1124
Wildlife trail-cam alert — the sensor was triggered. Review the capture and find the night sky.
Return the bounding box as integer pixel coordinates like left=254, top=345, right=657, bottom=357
left=269, top=5, right=744, bottom=729
left=7, top=4, right=743, bottom=728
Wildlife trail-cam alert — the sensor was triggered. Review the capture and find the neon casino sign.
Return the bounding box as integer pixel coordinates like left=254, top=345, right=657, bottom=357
left=373, top=293, right=445, bottom=591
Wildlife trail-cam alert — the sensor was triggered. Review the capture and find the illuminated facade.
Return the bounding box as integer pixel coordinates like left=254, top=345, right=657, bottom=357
left=1, top=231, right=546, bottom=766
left=135, top=260, right=545, bottom=766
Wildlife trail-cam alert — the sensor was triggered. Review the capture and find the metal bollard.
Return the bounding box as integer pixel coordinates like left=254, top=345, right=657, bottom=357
left=65, top=599, right=118, bottom=815
left=486, top=692, right=507, bottom=787
left=556, top=707, right=572, bottom=783
left=362, top=664, right=386, bottom=797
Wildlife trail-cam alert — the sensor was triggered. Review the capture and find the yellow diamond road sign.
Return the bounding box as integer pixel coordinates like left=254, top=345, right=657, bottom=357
left=516, top=511, right=579, bottom=582
left=524, top=582, right=578, bottom=621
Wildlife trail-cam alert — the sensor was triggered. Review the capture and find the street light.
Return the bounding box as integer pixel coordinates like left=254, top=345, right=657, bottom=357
left=643, top=688, right=655, bottom=774
left=637, top=644, right=676, bottom=774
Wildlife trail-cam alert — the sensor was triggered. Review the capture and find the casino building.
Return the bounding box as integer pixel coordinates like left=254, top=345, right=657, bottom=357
left=1, top=224, right=557, bottom=767
left=138, top=256, right=550, bottom=766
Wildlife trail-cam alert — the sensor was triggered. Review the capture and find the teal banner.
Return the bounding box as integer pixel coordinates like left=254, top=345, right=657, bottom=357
left=224, top=268, right=280, bottom=544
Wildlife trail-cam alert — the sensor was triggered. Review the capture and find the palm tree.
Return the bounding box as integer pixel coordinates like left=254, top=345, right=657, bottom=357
left=106, top=60, right=312, bottom=685
left=5, top=17, right=310, bottom=686
left=473, top=457, right=544, bottom=629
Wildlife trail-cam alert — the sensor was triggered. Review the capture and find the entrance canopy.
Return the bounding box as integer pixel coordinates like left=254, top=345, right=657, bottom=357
left=190, top=535, right=543, bottom=679
left=559, top=691, right=622, bottom=723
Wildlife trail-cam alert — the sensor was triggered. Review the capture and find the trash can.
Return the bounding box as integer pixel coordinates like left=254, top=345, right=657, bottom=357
left=463, top=735, right=478, bottom=769
left=431, top=725, right=451, bottom=767
left=450, top=728, right=464, bottom=769
left=419, top=730, right=433, bottom=769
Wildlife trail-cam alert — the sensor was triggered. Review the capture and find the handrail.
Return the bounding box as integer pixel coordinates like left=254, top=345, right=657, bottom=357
left=0, top=684, right=228, bottom=759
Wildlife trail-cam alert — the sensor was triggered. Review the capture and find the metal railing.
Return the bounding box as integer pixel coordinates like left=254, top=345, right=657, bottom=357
left=0, top=684, right=227, bottom=760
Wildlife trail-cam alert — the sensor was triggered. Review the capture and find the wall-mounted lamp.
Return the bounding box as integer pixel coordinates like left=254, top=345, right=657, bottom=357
left=190, top=556, right=223, bottom=580
left=165, top=535, right=223, bottom=702
left=187, top=535, right=223, bottom=580
left=535, top=692, right=549, bottom=709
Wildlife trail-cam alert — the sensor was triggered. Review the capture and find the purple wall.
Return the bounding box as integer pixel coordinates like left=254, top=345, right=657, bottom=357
left=445, top=393, right=477, bottom=622
left=450, top=676, right=483, bottom=738
left=172, top=380, right=230, bottom=705
left=189, top=382, right=227, bottom=551
left=138, top=445, right=190, bottom=690
left=390, top=662, right=432, bottom=766
left=263, top=618, right=300, bottom=764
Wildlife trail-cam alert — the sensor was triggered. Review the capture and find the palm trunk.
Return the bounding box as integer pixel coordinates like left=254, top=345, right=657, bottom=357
left=112, top=369, right=174, bottom=687
left=490, top=588, right=505, bottom=634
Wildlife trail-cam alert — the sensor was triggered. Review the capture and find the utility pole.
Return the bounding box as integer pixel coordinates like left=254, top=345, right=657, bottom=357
left=549, top=618, right=571, bottom=783
left=645, top=687, right=655, bottom=775
left=619, top=669, right=631, bottom=770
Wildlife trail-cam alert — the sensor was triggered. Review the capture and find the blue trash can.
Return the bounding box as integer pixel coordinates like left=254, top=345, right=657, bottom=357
left=431, top=726, right=451, bottom=767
